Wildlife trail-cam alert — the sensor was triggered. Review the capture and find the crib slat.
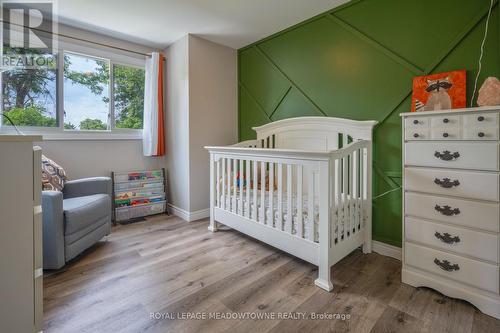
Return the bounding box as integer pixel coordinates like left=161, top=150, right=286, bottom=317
left=232, top=159, right=237, bottom=213
left=342, top=156, right=351, bottom=237
left=216, top=159, right=220, bottom=208
left=337, top=158, right=343, bottom=241
left=269, top=163, right=274, bottom=227
left=307, top=169, right=315, bottom=242
left=362, top=147, right=368, bottom=227
left=359, top=150, right=364, bottom=228
left=227, top=158, right=232, bottom=211
left=356, top=150, right=360, bottom=227
left=333, top=159, right=340, bottom=242
left=360, top=149, right=363, bottom=228
left=343, top=156, right=348, bottom=237
left=343, top=133, right=350, bottom=236
left=221, top=158, right=226, bottom=210
left=330, top=161, right=336, bottom=246
left=245, top=159, right=251, bottom=218
left=277, top=163, right=283, bottom=230
left=239, top=159, right=243, bottom=215
left=253, top=160, right=258, bottom=221
left=352, top=150, right=359, bottom=231
left=296, top=164, right=303, bottom=238
left=260, top=161, right=266, bottom=224
left=349, top=152, right=356, bottom=233
left=286, top=164, right=292, bottom=234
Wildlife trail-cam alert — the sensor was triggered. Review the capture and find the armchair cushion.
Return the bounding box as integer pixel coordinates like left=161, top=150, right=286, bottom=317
left=63, top=194, right=111, bottom=236
left=63, top=177, right=112, bottom=199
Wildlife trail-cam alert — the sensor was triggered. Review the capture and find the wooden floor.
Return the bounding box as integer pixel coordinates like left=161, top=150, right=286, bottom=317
left=44, top=215, right=500, bottom=333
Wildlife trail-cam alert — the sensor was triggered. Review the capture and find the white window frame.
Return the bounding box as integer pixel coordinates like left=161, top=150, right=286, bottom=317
left=0, top=38, right=146, bottom=140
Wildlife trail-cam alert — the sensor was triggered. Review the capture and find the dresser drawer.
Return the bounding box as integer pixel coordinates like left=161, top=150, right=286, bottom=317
left=405, top=192, right=499, bottom=232
left=405, top=128, right=430, bottom=140
left=405, top=217, right=499, bottom=263
left=405, top=167, right=499, bottom=202
left=431, top=115, right=460, bottom=128
left=430, top=127, right=461, bottom=140
left=405, top=117, right=430, bottom=129
left=405, top=242, right=499, bottom=293
left=463, top=127, right=499, bottom=141
left=405, top=141, right=499, bottom=171
left=462, top=112, right=498, bottom=127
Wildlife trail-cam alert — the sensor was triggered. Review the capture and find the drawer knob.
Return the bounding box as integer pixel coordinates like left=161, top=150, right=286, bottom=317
left=478, top=116, right=485, bottom=122
left=442, top=132, right=449, bottom=138
left=434, top=150, right=460, bottom=161
left=434, top=231, right=461, bottom=244
left=443, top=118, right=449, bottom=123
left=434, top=258, right=460, bottom=272
left=413, top=119, right=419, bottom=125
left=434, top=177, right=460, bottom=188
left=434, top=204, right=460, bottom=216
left=478, top=132, right=485, bottom=138
left=413, top=133, right=419, bottom=138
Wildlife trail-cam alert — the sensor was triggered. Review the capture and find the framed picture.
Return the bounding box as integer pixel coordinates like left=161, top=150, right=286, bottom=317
left=411, top=70, right=466, bottom=112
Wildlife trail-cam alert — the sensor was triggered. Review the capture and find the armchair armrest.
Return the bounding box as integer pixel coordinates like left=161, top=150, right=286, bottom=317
left=63, top=177, right=112, bottom=199
left=42, top=191, right=65, bottom=269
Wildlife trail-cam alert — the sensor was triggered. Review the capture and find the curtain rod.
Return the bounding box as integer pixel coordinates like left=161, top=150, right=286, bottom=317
left=1, top=19, right=163, bottom=58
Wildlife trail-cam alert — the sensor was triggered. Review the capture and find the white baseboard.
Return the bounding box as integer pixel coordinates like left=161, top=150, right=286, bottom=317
left=168, top=204, right=210, bottom=222
left=372, top=240, right=402, bottom=261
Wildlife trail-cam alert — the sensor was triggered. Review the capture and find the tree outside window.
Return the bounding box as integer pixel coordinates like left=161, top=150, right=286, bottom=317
left=1, top=47, right=57, bottom=127
left=1, top=48, right=145, bottom=131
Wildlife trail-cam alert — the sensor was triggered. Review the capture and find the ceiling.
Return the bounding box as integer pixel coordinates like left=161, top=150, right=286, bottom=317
left=55, top=0, right=349, bottom=50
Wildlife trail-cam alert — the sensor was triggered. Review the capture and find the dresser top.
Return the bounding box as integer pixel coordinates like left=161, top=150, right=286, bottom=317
left=400, top=105, right=500, bottom=117
left=0, top=135, right=42, bottom=142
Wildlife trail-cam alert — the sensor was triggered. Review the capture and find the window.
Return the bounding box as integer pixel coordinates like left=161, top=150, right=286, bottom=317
left=64, top=52, right=110, bottom=130
left=113, top=64, right=145, bottom=129
left=0, top=45, right=145, bottom=138
left=1, top=47, right=57, bottom=127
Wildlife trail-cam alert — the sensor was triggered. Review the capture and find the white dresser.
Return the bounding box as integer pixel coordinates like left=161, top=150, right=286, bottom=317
left=401, top=106, right=500, bottom=319
left=0, top=135, right=43, bottom=332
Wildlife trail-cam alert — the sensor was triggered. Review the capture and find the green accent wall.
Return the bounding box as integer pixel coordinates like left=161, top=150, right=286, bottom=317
left=238, top=0, right=500, bottom=247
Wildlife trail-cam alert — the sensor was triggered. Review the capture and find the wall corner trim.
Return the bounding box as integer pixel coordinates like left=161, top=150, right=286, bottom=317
left=372, top=240, right=402, bottom=261
left=168, top=204, right=210, bottom=222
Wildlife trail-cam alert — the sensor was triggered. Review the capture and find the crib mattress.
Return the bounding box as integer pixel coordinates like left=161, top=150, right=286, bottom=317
left=220, top=191, right=361, bottom=242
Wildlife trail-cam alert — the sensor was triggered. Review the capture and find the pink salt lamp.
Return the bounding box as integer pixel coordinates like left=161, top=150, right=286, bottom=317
left=477, top=77, right=500, bottom=106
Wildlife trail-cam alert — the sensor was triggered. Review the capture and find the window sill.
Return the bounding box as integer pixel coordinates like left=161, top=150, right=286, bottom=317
left=42, top=132, right=143, bottom=141
left=0, top=128, right=143, bottom=141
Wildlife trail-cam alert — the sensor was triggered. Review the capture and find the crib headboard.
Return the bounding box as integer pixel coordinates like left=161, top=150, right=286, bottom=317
left=252, top=117, right=378, bottom=151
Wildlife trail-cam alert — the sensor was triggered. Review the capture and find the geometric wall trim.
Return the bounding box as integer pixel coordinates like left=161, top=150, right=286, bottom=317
left=239, top=0, right=500, bottom=247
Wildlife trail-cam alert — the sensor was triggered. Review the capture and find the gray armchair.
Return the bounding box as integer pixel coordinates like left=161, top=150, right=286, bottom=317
left=42, top=177, right=112, bottom=269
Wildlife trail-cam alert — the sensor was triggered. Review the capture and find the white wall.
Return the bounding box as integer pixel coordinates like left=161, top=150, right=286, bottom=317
left=164, top=36, right=190, bottom=211
left=37, top=140, right=163, bottom=179
left=164, top=35, right=237, bottom=216
left=188, top=35, right=238, bottom=212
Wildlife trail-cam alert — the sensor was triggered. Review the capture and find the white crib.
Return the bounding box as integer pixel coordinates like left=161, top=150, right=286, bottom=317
left=205, top=117, right=377, bottom=291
